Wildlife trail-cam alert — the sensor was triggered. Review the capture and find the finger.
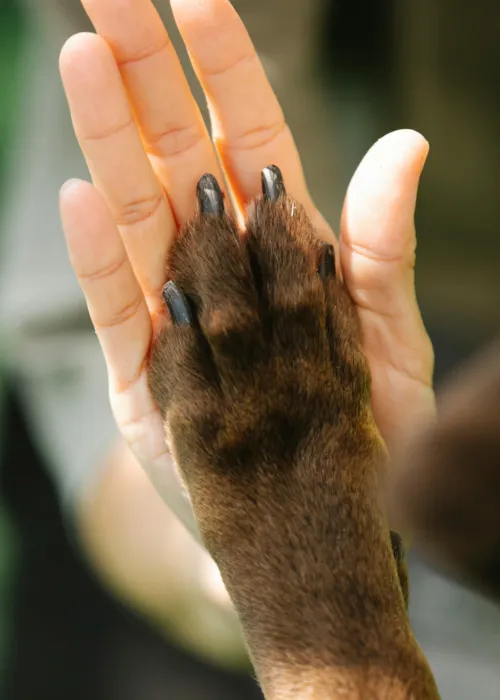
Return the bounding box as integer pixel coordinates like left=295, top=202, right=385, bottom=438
left=59, top=32, right=175, bottom=312
left=60, top=179, right=152, bottom=394
left=170, top=0, right=333, bottom=239
left=339, top=130, right=435, bottom=440
left=81, top=0, right=226, bottom=225
left=340, top=129, right=429, bottom=316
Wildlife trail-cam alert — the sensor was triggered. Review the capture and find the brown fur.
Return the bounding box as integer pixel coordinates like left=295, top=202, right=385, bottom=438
left=149, top=190, right=439, bottom=699
left=390, top=338, right=500, bottom=602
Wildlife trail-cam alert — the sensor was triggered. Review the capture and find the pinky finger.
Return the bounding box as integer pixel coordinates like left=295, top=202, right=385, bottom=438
left=60, top=179, right=153, bottom=393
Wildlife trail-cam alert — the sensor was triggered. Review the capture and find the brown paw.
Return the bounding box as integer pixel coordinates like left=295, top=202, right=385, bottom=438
left=150, top=167, right=369, bottom=528
left=148, top=167, right=407, bottom=642
left=147, top=165, right=434, bottom=698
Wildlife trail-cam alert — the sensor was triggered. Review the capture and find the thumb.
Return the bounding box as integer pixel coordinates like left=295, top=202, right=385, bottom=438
left=339, top=130, right=435, bottom=445
left=339, top=129, right=429, bottom=317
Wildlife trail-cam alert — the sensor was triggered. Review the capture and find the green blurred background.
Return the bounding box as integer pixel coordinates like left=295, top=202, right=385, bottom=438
left=0, top=0, right=24, bottom=676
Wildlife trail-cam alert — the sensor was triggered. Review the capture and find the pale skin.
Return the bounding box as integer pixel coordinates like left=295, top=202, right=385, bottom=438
left=58, top=0, right=435, bottom=668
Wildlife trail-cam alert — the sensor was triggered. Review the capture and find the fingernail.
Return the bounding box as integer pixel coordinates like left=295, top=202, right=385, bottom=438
left=59, top=178, right=83, bottom=197
left=261, top=165, right=286, bottom=201
left=318, top=243, right=336, bottom=281
left=162, top=281, right=193, bottom=326
left=196, top=173, right=224, bottom=216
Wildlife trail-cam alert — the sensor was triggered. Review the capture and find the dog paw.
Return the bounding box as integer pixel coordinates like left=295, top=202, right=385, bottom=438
left=149, top=167, right=407, bottom=643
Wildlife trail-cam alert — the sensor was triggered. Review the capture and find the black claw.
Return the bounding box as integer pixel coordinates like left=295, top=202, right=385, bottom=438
left=261, top=165, right=286, bottom=202
left=196, top=173, right=224, bottom=216
left=318, top=243, right=336, bottom=281
left=162, top=281, right=193, bottom=326
left=390, top=530, right=405, bottom=564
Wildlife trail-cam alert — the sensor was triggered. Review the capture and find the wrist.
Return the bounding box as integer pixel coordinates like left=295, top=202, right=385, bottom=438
left=258, top=649, right=438, bottom=700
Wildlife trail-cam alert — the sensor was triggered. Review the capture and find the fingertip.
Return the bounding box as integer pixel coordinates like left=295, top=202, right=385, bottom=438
left=60, top=177, right=84, bottom=198
left=59, top=179, right=87, bottom=229
left=59, top=33, right=120, bottom=118
left=341, top=129, right=430, bottom=262
left=371, top=129, right=430, bottom=178
left=59, top=180, right=114, bottom=249
left=170, top=0, right=243, bottom=60
left=170, top=0, right=221, bottom=25
left=59, top=178, right=95, bottom=215
left=59, top=32, right=105, bottom=76
left=59, top=32, right=131, bottom=141
left=81, top=0, right=168, bottom=65
left=376, top=128, right=429, bottom=150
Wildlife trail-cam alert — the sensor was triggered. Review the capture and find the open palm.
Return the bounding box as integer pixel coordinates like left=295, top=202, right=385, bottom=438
left=59, top=0, right=435, bottom=534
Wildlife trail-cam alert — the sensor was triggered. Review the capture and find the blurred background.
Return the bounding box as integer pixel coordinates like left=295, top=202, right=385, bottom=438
left=0, top=0, right=498, bottom=698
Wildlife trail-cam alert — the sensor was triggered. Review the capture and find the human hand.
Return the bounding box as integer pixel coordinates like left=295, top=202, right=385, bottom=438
left=59, top=0, right=435, bottom=531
